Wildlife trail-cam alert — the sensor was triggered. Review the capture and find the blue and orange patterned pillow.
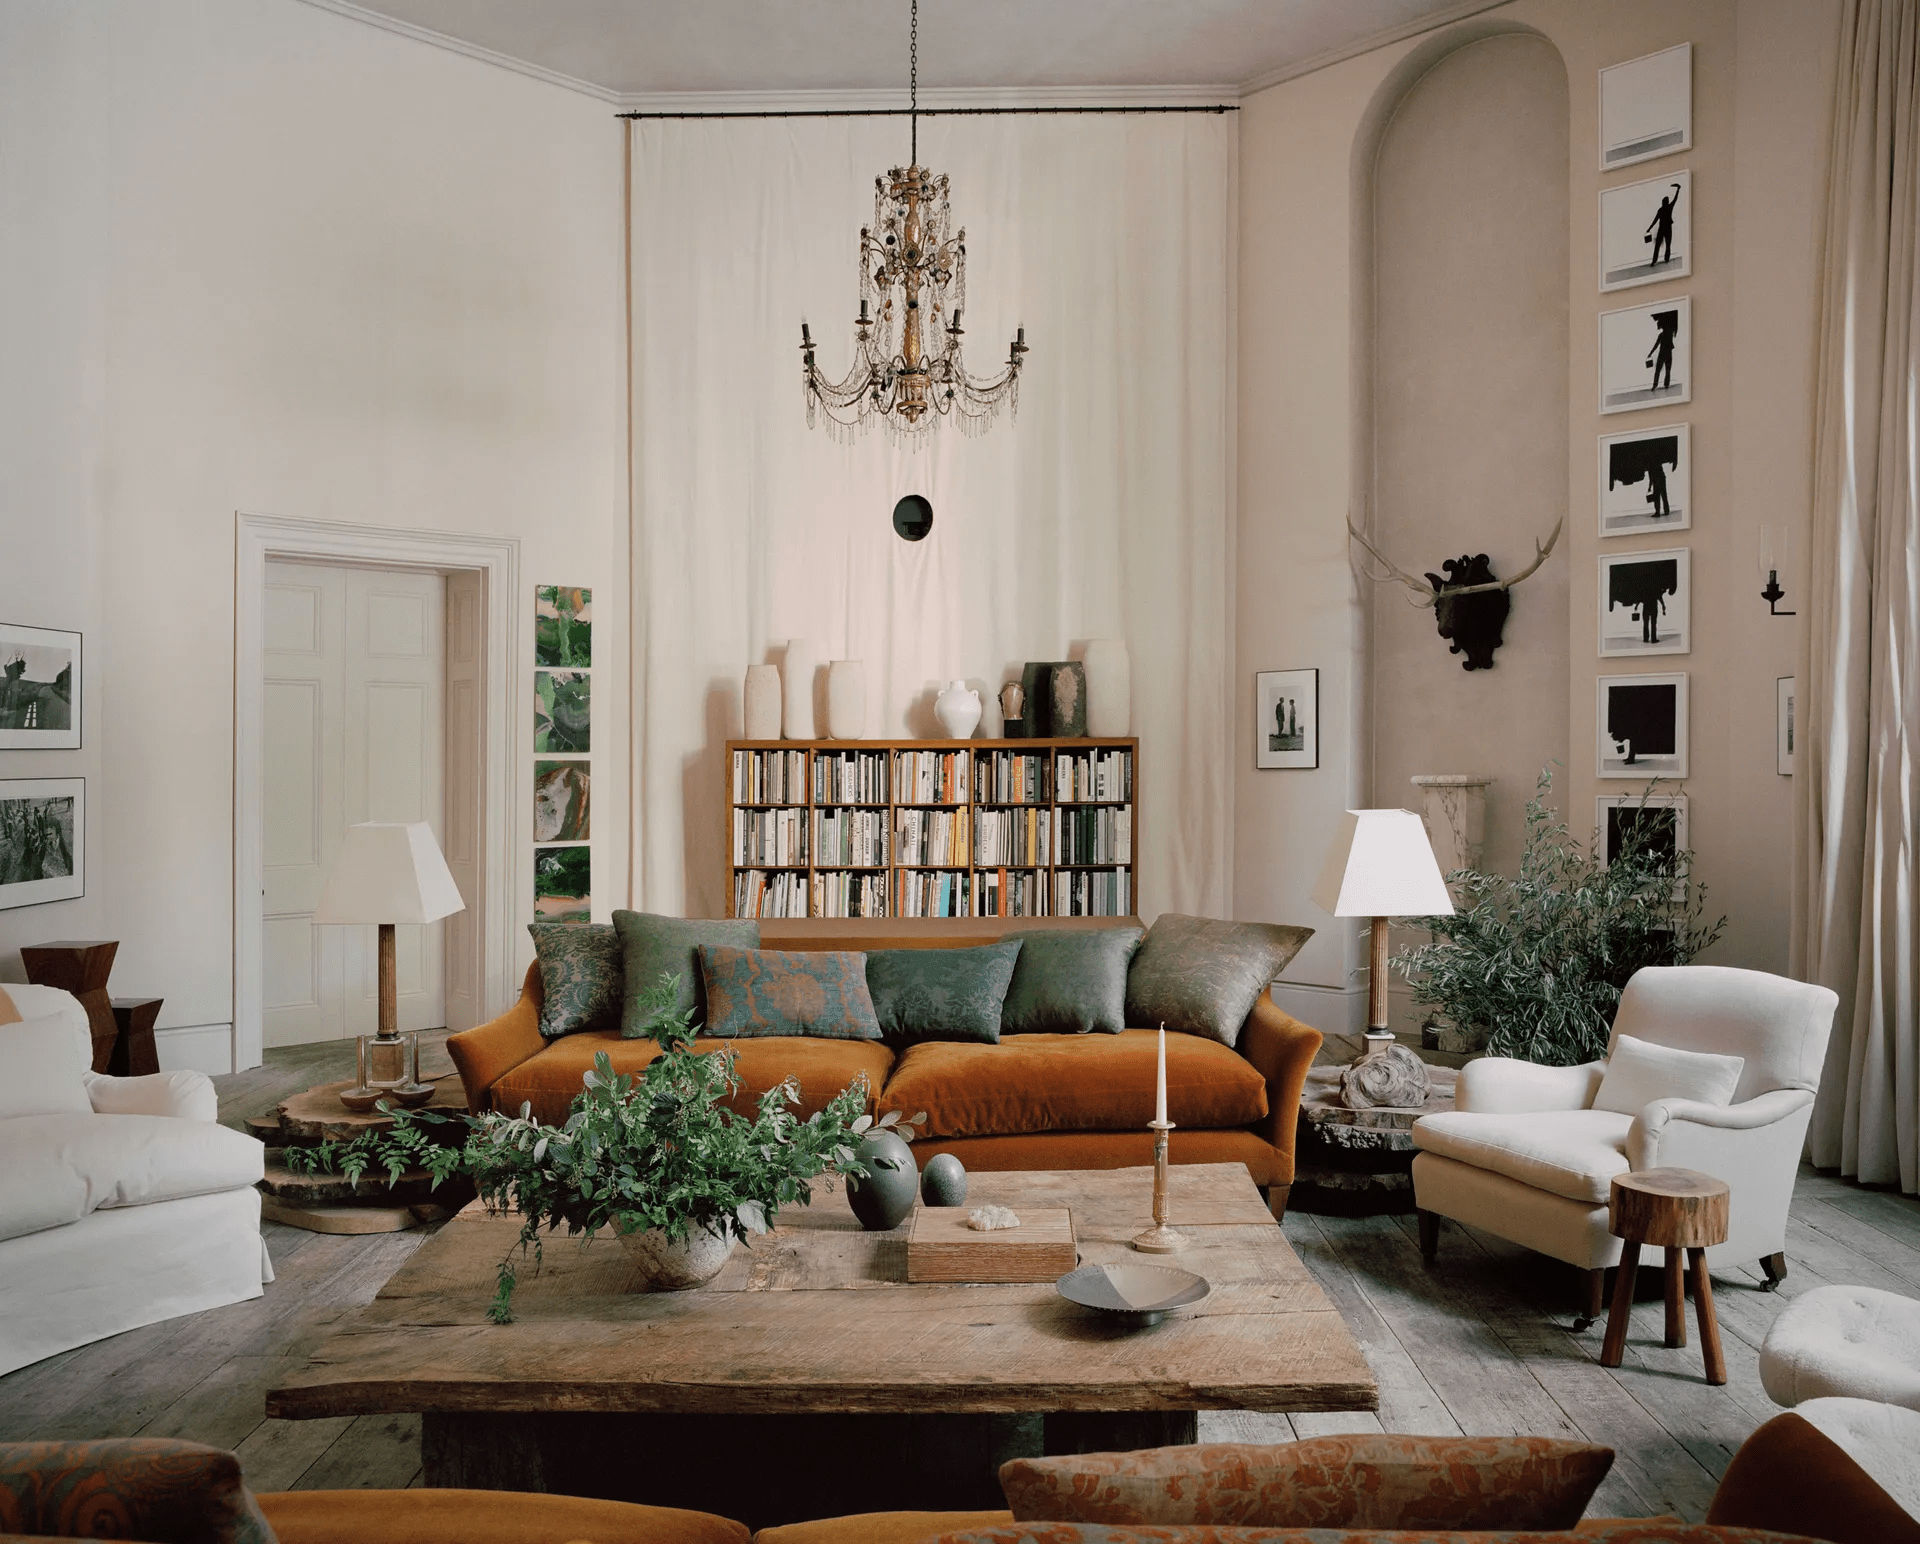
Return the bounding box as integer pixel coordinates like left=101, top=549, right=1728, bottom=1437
left=697, top=945, right=882, bottom=1040
left=0, top=1438, right=277, bottom=1544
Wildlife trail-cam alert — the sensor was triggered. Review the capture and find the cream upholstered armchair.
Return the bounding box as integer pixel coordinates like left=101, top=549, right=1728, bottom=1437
left=1411, top=964, right=1837, bottom=1326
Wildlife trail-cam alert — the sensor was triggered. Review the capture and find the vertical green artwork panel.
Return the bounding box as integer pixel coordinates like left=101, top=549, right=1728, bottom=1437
left=535, top=586, right=592, bottom=668
left=534, top=844, right=591, bottom=923
left=535, top=760, right=591, bottom=842
left=536, top=671, right=591, bottom=753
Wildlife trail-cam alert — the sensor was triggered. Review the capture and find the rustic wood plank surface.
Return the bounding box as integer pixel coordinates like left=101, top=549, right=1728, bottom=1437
left=906, top=1205, right=1077, bottom=1282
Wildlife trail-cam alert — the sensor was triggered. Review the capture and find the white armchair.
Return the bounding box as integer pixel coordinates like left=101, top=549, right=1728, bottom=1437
left=1411, top=965, right=1837, bottom=1324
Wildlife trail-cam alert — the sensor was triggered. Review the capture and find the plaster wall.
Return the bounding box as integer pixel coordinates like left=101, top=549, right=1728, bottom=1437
left=0, top=0, right=626, bottom=1069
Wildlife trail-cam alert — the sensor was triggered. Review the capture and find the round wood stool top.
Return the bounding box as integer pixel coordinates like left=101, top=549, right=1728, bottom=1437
left=1609, top=1167, right=1730, bottom=1251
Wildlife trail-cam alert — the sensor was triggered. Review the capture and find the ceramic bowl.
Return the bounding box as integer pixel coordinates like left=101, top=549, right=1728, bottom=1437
left=1055, top=1262, right=1211, bottom=1328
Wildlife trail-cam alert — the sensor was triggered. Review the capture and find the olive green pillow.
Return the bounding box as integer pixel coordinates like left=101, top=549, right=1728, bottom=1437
left=1123, top=913, right=1314, bottom=1048
left=611, top=910, right=760, bottom=1035
left=1000, top=926, right=1144, bottom=1035
left=528, top=922, right=624, bottom=1038
left=865, top=939, right=1024, bottom=1046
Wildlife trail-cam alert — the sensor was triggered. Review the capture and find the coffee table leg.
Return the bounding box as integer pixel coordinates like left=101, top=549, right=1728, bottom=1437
left=1599, top=1241, right=1640, bottom=1368
left=421, top=1412, right=549, bottom=1492
left=1663, top=1246, right=1687, bottom=1348
left=1688, top=1248, right=1727, bottom=1386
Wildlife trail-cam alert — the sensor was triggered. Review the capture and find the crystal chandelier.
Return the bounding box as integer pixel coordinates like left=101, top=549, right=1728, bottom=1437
left=800, top=0, right=1029, bottom=438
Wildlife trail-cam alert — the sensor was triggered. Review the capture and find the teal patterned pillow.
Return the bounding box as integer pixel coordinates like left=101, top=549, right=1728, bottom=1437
left=1124, top=913, right=1313, bottom=1048
left=529, top=922, right=624, bottom=1038
left=698, top=946, right=882, bottom=1040
left=1000, top=926, right=1144, bottom=1034
left=866, top=939, right=1024, bottom=1046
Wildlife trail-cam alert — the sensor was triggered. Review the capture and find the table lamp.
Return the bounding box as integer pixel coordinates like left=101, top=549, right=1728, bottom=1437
left=312, top=821, right=465, bottom=1107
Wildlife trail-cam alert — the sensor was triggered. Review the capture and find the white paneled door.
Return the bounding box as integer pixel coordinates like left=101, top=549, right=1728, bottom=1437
left=264, top=562, right=447, bottom=1048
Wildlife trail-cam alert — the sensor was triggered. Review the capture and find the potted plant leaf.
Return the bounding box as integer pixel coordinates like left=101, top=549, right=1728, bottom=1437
left=1392, top=766, right=1726, bottom=1066
left=285, top=972, right=873, bottom=1321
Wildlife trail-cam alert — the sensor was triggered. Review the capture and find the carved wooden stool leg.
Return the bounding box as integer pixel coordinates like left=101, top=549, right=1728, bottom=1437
left=1600, top=1240, right=1641, bottom=1367
left=1689, top=1248, right=1727, bottom=1385
left=1663, top=1246, right=1687, bottom=1348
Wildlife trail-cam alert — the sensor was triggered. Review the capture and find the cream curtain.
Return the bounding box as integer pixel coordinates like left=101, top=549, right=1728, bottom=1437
left=628, top=114, right=1235, bottom=922
left=1794, top=0, right=1920, bottom=1191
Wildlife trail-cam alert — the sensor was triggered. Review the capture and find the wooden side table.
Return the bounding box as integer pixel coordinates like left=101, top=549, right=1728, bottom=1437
left=21, top=939, right=119, bottom=1074
left=109, top=997, right=163, bottom=1077
left=1600, top=1167, right=1731, bottom=1385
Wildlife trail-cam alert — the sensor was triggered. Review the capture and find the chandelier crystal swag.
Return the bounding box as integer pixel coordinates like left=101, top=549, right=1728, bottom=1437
left=800, top=0, right=1028, bottom=438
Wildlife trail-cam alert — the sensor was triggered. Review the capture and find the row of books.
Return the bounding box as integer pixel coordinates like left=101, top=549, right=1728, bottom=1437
left=731, top=807, right=807, bottom=866
left=896, top=869, right=973, bottom=918
left=733, top=868, right=809, bottom=918
left=973, top=867, right=1050, bottom=917
left=1054, top=806, right=1133, bottom=865
left=812, top=750, right=889, bottom=804
left=895, top=807, right=971, bottom=867
left=1056, top=867, right=1131, bottom=916
left=894, top=750, right=970, bottom=805
left=731, top=748, right=808, bottom=805
left=813, top=808, right=889, bottom=866
left=1056, top=748, right=1133, bottom=804
left=973, top=751, right=1051, bottom=806
left=813, top=870, right=890, bottom=918
left=974, top=807, right=1050, bottom=866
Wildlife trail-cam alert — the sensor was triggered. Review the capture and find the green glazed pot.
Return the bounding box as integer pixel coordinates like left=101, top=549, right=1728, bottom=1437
left=847, top=1130, right=919, bottom=1231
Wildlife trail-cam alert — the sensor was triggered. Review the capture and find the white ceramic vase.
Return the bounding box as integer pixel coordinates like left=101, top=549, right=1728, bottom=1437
left=743, top=664, right=782, bottom=739
left=1083, top=638, right=1132, bottom=736
left=618, top=1223, right=737, bottom=1292
left=781, top=639, right=817, bottom=739
left=934, top=680, right=982, bottom=739
left=825, top=660, right=867, bottom=740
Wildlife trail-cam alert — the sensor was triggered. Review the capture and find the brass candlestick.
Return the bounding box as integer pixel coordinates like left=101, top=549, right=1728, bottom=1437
left=1131, top=1119, right=1190, bottom=1254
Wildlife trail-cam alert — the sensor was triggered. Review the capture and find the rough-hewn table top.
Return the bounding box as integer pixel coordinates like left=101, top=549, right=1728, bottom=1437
left=267, top=1163, right=1376, bottom=1420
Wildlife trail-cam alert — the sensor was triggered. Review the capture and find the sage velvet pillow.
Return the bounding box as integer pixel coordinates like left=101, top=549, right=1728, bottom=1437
left=1123, top=913, right=1313, bottom=1049
left=611, top=910, right=759, bottom=1035
left=865, top=939, right=1023, bottom=1046
left=698, top=945, right=882, bottom=1040
left=528, top=922, right=624, bottom=1038
left=999, top=926, right=1143, bottom=1035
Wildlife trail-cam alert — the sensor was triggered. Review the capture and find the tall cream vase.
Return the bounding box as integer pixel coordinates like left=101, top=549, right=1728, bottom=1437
left=825, top=660, right=867, bottom=739
left=782, top=639, right=817, bottom=740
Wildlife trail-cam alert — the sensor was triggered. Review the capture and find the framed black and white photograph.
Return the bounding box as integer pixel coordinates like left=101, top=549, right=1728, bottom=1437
left=1598, top=672, right=1689, bottom=778
left=1600, top=424, right=1690, bottom=536
left=1778, top=676, right=1796, bottom=776
left=1600, top=170, right=1691, bottom=291
left=1599, top=548, right=1691, bottom=658
left=0, top=777, right=84, bottom=911
left=1599, top=43, right=1692, bottom=170
left=1255, top=669, right=1318, bottom=770
left=1597, top=792, right=1689, bottom=898
left=1601, top=297, right=1691, bottom=415
left=0, top=622, right=81, bottom=750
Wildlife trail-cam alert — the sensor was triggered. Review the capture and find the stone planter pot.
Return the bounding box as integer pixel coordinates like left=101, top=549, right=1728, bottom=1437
left=847, top=1130, right=919, bottom=1231
left=617, top=1223, right=737, bottom=1291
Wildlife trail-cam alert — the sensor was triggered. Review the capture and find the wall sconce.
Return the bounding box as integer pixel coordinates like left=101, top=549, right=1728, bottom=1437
left=1758, top=525, right=1796, bottom=616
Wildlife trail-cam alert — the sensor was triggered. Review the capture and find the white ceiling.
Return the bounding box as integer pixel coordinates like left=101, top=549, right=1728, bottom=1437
left=307, top=0, right=1507, bottom=104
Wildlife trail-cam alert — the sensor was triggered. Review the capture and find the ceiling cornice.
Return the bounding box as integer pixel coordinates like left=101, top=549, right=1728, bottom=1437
left=1237, top=0, right=1514, bottom=95
left=293, top=0, right=624, bottom=102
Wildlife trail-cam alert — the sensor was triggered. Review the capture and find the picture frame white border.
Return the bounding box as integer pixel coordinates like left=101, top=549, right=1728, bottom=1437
left=1600, top=296, right=1692, bottom=416
left=0, top=621, right=82, bottom=751
left=1255, top=668, right=1318, bottom=770
left=1778, top=676, right=1796, bottom=776
left=1598, top=547, right=1692, bottom=659
left=1597, top=671, right=1690, bottom=779
left=1599, top=42, right=1693, bottom=171
left=1599, top=423, right=1691, bottom=537
left=0, top=776, right=85, bottom=911
left=1599, top=169, right=1692, bottom=292
left=1596, top=791, right=1690, bottom=899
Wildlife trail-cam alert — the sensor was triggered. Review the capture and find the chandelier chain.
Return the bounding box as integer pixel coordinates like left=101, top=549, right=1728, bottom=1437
left=909, top=0, right=918, bottom=165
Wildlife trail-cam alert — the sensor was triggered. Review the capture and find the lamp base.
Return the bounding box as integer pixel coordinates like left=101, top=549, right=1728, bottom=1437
left=1130, top=1223, right=1192, bottom=1254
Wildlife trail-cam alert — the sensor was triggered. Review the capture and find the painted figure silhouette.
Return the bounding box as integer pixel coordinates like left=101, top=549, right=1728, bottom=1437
left=1645, top=184, right=1681, bottom=266
left=1646, top=310, right=1679, bottom=391
left=1645, top=458, right=1671, bottom=517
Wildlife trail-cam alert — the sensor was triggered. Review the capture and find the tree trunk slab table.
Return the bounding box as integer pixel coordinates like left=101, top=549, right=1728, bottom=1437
left=1293, top=1065, right=1457, bottom=1215
left=268, top=1163, right=1375, bottom=1528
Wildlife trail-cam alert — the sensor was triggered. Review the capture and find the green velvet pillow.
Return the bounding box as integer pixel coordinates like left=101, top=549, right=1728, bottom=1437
left=865, top=939, right=1024, bottom=1046
left=1000, top=926, right=1144, bottom=1035
left=528, top=922, right=624, bottom=1038
left=1123, top=913, right=1314, bottom=1048
left=698, top=946, right=882, bottom=1040
left=611, top=910, right=759, bottom=1035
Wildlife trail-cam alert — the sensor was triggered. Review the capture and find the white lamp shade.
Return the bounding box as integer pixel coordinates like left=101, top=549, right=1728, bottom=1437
left=1310, top=808, right=1455, bottom=918
left=312, top=822, right=466, bottom=925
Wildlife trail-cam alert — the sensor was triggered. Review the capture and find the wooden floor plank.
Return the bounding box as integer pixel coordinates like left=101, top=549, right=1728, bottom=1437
left=232, top=1414, right=357, bottom=1493
left=1196, top=1410, right=1297, bottom=1443
left=289, top=1413, right=424, bottom=1491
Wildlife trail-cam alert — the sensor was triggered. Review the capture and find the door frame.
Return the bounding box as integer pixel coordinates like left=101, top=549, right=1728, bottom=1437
left=234, top=512, right=521, bottom=1071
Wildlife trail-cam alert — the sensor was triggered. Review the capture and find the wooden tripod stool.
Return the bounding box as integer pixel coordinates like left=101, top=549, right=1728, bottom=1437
left=1600, top=1167, right=1730, bottom=1384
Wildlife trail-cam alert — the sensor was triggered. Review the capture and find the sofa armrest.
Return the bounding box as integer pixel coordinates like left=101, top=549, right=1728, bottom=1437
left=1236, top=994, right=1322, bottom=1179
left=445, top=959, right=546, bottom=1114
left=1456, top=1057, right=1604, bottom=1114
left=83, top=1069, right=216, bottom=1122
left=1627, top=1087, right=1814, bottom=1170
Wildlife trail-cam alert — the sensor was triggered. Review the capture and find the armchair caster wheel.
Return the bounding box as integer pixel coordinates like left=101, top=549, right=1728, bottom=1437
left=1760, top=1252, right=1788, bottom=1292
left=1572, top=1315, right=1595, bottom=1333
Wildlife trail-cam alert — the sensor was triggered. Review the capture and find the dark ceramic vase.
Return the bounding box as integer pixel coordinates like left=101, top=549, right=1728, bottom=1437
left=921, top=1152, right=969, bottom=1207
left=847, top=1130, right=919, bottom=1231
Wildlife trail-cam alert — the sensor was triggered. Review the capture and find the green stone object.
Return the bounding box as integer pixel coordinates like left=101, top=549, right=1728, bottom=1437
left=921, top=1152, right=969, bottom=1207
left=847, top=1130, right=919, bottom=1231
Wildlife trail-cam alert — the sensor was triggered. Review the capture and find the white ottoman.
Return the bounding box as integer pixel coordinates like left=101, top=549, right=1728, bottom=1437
left=1760, top=1283, right=1920, bottom=1411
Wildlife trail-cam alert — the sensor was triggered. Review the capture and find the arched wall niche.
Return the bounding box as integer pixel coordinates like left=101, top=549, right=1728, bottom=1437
left=1347, top=22, right=1572, bottom=887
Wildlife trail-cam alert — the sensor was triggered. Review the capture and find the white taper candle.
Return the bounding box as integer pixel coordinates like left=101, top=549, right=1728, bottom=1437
left=1155, top=1023, right=1168, bottom=1125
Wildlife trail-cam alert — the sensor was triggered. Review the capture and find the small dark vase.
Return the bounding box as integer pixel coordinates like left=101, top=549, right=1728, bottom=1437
left=921, top=1152, right=968, bottom=1207
left=847, top=1130, right=918, bottom=1231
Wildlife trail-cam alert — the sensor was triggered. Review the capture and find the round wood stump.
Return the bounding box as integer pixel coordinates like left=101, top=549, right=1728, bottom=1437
left=1601, top=1167, right=1730, bottom=1385
left=275, top=1077, right=467, bottom=1145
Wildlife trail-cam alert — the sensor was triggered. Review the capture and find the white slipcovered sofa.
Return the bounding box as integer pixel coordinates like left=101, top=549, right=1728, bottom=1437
left=1410, top=965, right=1838, bottom=1323
left=0, top=983, right=271, bottom=1376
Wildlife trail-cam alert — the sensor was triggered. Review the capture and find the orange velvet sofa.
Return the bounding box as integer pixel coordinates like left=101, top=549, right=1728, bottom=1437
left=446, top=923, right=1322, bottom=1217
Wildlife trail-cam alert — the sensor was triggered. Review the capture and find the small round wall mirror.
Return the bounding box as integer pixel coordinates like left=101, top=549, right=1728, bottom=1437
left=892, top=494, right=934, bottom=542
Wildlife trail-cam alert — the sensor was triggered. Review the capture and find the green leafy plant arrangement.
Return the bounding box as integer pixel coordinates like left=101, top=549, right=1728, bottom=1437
left=284, top=973, right=872, bottom=1323
left=1391, top=767, right=1726, bottom=1066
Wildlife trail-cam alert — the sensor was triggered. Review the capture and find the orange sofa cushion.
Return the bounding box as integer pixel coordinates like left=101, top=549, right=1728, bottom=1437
left=491, top=1030, right=893, bottom=1126
left=752, top=1509, right=1014, bottom=1544
left=258, top=1488, right=748, bottom=1544
left=877, top=1029, right=1268, bottom=1138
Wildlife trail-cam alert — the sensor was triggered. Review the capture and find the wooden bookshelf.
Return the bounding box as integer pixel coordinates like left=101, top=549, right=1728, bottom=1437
left=725, top=737, right=1139, bottom=921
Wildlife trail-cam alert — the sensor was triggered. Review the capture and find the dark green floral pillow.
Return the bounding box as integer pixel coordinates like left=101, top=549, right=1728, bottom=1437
left=1000, top=925, right=1144, bottom=1034
left=1124, top=913, right=1313, bottom=1048
left=529, top=922, right=624, bottom=1038
left=611, top=910, right=759, bottom=1035
left=865, top=939, right=1024, bottom=1046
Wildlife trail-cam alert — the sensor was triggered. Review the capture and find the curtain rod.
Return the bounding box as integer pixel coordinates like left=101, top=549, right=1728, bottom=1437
left=618, top=104, right=1236, bottom=120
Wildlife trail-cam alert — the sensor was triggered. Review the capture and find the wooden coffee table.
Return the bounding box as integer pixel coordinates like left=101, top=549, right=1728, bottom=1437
left=269, top=1163, right=1374, bottom=1527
